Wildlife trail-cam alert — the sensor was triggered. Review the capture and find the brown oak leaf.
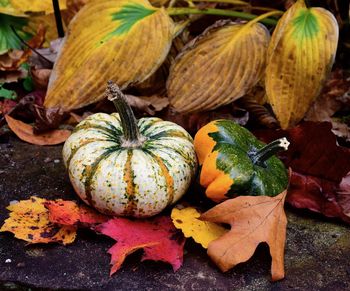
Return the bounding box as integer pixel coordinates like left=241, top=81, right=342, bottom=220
left=201, top=191, right=287, bottom=282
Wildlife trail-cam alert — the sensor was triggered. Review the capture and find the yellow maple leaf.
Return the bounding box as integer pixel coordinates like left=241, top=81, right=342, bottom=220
left=0, top=196, right=76, bottom=245
left=171, top=207, right=227, bottom=249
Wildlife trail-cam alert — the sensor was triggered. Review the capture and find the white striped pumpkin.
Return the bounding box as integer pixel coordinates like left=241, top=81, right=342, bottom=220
left=63, top=82, right=197, bottom=217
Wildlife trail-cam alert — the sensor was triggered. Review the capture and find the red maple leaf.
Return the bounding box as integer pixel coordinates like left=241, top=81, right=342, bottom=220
left=94, top=216, right=185, bottom=275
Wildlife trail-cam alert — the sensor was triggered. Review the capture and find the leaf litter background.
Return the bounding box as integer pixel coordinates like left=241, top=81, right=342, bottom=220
left=0, top=0, right=350, bottom=288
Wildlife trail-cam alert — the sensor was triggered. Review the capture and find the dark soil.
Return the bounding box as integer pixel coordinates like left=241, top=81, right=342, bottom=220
left=0, top=135, right=349, bottom=290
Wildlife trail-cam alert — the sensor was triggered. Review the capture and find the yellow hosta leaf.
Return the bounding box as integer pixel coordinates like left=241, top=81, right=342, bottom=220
left=10, top=0, right=66, bottom=14
left=28, top=13, right=68, bottom=44
left=171, top=207, right=227, bottom=248
left=167, top=20, right=270, bottom=113
left=266, top=0, right=339, bottom=129
left=44, top=0, right=174, bottom=111
left=0, top=196, right=76, bottom=245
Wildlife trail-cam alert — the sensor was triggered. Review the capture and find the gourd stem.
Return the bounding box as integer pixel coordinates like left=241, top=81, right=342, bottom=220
left=106, top=81, right=142, bottom=145
left=252, top=138, right=289, bottom=166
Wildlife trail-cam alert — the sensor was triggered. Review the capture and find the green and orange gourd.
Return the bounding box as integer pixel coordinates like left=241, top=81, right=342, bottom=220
left=194, top=120, right=289, bottom=202
left=63, top=81, right=197, bottom=217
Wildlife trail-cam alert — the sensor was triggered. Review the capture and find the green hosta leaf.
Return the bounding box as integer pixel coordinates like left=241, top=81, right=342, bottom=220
left=110, top=3, right=156, bottom=36
left=292, top=9, right=319, bottom=39
left=0, top=84, right=17, bottom=100
left=0, top=0, right=10, bottom=7
left=0, top=13, right=31, bottom=54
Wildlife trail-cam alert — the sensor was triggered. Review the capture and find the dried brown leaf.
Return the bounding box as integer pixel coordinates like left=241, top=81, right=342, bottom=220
left=5, top=115, right=70, bottom=145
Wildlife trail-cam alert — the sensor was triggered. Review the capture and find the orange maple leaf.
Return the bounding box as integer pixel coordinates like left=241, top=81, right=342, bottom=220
left=201, top=190, right=287, bottom=281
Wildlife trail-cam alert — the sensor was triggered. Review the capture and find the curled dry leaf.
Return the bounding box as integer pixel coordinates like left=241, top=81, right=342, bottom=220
left=266, top=0, right=339, bottom=129
left=305, top=70, right=350, bottom=123
left=0, top=196, right=76, bottom=245
left=201, top=191, right=288, bottom=282
left=239, top=93, right=278, bottom=129
left=171, top=207, right=227, bottom=249
left=95, top=216, right=185, bottom=275
left=168, top=19, right=270, bottom=113
left=5, top=115, right=70, bottom=145
left=305, top=69, right=350, bottom=141
left=125, top=94, right=169, bottom=115
left=44, top=0, right=174, bottom=111
left=31, top=68, right=51, bottom=89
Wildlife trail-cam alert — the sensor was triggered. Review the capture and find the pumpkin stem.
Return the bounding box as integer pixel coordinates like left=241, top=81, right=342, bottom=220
left=252, top=137, right=289, bottom=166
left=106, top=81, right=144, bottom=147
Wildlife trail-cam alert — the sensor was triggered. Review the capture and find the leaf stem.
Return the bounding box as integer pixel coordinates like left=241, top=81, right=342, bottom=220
left=106, top=81, right=145, bottom=148
left=166, top=7, right=280, bottom=25
left=10, top=25, right=54, bottom=67
left=52, top=0, right=65, bottom=37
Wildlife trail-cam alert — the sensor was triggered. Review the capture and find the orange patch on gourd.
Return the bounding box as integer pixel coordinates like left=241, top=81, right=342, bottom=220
left=194, top=121, right=218, bottom=165
left=200, top=151, right=233, bottom=203
left=154, top=156, right=174, bottom=205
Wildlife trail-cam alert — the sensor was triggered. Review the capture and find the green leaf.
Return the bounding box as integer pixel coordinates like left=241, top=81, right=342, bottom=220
left=23, top=77, right=34, bottom=92
left=110, top=3, right=156, bottom=36
left=0, top=84, right=17, bottom=100
left=292, top=9, right=319, bottom=39
left=0, top=0, right=10, bottom=7
left=0, top=13, right=32, bottom=54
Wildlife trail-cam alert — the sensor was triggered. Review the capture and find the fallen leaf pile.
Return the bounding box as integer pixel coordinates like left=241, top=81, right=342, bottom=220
left=1, top=197, right=187, bottom=276
left=1, top=0, right=350, bottom=284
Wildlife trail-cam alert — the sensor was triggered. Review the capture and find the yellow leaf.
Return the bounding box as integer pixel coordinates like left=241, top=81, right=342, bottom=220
left=266, top=0, right=339, bottom=129
left=167, top=19, right=270, bottom=113
left=28, top=12, right=68, bottom=44
left=10, top=0, right=66, bottom=14
left=0, top=196, right=76, bottom=245
left=171, top=207, right=227, bottom=248
left=44, top=0, right=174, bottom=111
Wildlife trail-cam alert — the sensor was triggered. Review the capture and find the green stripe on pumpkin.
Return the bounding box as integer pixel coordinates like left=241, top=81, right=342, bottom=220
left=83, top=147, right=121, bottom=206
left=66, top=139, right=116, bottom=169
left=74, top=124, right=121, bottom=140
